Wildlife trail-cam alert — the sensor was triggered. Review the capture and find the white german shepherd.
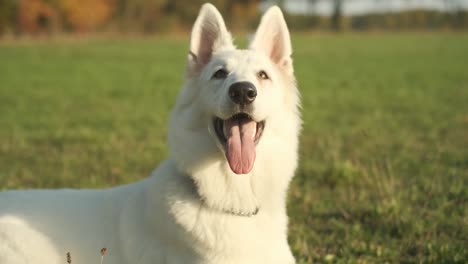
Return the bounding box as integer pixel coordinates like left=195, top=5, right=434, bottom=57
left=0, top=4, right=300, bottom=264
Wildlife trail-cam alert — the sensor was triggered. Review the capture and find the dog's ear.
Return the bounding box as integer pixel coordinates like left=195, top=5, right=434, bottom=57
left=188, top=3, right=234, bottom=73
left=249, top=6, right=293, bottom=75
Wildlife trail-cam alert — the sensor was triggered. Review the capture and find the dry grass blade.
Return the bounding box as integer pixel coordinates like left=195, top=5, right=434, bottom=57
left=100, top=247, right=107, bottom=264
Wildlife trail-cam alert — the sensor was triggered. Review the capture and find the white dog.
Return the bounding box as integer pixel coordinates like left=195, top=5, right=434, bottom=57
left=0, top=3, right=301, bottom=263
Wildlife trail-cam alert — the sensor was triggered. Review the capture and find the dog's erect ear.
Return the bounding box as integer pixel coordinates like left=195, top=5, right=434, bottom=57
left=249, top=6, right=293, bottom=74
left=188, top=3, right=234, bottom=72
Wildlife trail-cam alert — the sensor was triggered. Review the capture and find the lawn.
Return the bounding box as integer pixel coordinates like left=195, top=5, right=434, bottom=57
left=1, top=33, right=467, bottom=263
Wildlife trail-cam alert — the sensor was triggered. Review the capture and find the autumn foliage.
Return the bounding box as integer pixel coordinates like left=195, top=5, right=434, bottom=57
left=61, top=0, right=115, bottom=32
left=18, top=0, right=59, bottom=34
left=1, top=0, right=263, bottom=35
left=15, top=0, right=114, bottom=33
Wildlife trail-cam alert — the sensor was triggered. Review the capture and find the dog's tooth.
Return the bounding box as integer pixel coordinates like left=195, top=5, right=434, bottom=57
left=251, top=125, right=257, bottom=140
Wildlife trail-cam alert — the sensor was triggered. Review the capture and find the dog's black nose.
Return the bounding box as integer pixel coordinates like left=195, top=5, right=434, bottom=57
left=228, top=82, right=257, bottom=105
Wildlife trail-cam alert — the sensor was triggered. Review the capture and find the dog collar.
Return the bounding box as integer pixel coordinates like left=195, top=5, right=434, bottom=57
left=187, top=176, right=260, bottom=217
left=202, top=198, right=260, bottom=217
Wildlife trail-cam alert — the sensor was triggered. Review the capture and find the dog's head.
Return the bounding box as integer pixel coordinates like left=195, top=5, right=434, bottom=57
left=169, top=4, right=298, bottom=177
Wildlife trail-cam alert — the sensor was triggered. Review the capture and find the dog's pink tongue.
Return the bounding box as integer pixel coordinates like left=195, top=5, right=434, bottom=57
left=225, top=118, right=256, bottom=174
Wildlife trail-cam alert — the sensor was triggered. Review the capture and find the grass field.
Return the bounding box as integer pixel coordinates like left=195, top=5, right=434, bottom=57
left=1, top=33, right=467, bottom=263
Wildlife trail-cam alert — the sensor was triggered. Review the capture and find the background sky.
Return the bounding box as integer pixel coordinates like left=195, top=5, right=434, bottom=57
left=263, top=0, right=468, bottom=16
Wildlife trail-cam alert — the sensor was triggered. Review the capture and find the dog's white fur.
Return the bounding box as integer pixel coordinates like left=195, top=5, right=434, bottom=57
left=0, top=4, right=300, bottom=264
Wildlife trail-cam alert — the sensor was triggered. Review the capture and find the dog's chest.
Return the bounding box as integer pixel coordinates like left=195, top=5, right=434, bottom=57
left=171, top=206, right=292, bottom=263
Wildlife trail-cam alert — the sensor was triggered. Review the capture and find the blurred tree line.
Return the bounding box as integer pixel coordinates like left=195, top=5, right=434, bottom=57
left=288, top=0, right=468, bottom=31
left=0, top=0, right=261, bottom=35
left=0, top=0, right=467, bottom=36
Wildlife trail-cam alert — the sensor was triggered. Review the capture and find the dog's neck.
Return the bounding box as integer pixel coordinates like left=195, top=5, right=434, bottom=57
left=185, top=175, right=260, bottom=217
left=187, top=160, right=262, bottom=216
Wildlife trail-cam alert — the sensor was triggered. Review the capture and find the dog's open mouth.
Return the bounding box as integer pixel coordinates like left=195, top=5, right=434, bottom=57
left=213, top=113, right=265, bottom=175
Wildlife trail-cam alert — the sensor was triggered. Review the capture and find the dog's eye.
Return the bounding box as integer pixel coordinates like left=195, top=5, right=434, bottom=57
left=258, top=70, right=269, bottom=80
left=212, top=69, right=228, bottom=79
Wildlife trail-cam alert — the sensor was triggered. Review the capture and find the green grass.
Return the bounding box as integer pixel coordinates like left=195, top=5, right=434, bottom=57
left=1, top=33, right=467, bottom=263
